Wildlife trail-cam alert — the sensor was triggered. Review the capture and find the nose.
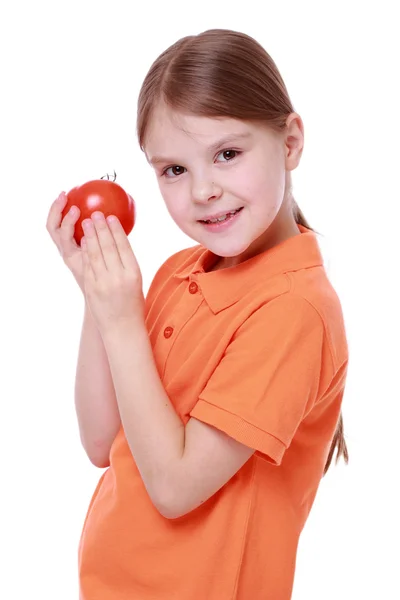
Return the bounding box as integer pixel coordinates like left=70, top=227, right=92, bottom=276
left=191, top=179, right=223, bottom=204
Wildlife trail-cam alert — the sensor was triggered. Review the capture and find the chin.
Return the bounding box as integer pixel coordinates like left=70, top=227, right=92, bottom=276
left=208, top=241, right=252, bottom=259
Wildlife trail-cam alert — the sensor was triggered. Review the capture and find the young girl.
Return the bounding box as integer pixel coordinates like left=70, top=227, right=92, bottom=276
left=47, top=28, right=349, bottom=600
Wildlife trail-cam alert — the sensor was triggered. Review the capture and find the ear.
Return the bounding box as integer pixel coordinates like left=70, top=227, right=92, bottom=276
left=284, top=112, right=304, bottom=171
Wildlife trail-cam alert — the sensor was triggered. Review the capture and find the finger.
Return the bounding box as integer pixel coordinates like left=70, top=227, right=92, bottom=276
left=81, top=237, right=94, bottom=279
left=91, top=212, right=123, bottom=272
left=81, top=237, right=97, bottom=291
left=46, top=192, right=68, bottom=247
left=46, top=192, right=80, bottom=256
left=82, top=218, right=107, bottom=280
left=59, top=204, right=81, bottom=254
left=46, top=192, right=66, bottom=230
left=106, top=215, right=138, bottom=271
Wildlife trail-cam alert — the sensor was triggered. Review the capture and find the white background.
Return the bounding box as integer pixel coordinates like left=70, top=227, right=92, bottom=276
left=1, top=1, right=399, bottom=598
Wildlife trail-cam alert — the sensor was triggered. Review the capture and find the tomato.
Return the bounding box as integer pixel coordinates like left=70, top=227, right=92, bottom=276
left=62, top=175, right=135, bottom=246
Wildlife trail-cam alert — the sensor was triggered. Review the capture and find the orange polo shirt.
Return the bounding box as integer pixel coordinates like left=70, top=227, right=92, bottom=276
left=78, top=225, right=348, bottom=599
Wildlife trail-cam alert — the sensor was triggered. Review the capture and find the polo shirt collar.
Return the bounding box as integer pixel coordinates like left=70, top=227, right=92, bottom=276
left=173, top=225, right=324, bottom=314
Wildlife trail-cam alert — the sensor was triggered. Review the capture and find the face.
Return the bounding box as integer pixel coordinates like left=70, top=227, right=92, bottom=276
left=144, top=103, right=303, bottom=268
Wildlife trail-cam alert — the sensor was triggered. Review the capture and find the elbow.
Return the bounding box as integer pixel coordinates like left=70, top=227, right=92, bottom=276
left=89, top=453, right=110, bottom=469
left=156, top=501, right=182, bottom=520
left=152, top=483, right=195, bottom=520
left=157, top=498, right=204, bottom=520
left=81, top=436, right=111, bottom=469
left=155, top=501, right=184, bottom=520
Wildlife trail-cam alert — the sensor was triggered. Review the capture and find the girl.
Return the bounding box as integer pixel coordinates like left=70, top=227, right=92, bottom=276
left=47, top=28, right=349, bottom=600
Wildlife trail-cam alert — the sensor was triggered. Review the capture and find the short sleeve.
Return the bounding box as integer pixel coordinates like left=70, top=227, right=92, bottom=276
left=189, top=294, right=326, bottom=465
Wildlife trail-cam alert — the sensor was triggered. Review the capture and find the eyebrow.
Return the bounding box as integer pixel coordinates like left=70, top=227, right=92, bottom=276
left=147, top=132, right=252, bottom=166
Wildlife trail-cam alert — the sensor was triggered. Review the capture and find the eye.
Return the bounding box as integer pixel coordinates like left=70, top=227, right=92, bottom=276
left=216, top=149, right=241, bottom=162
left=161, top=149, right=241, bottom=178
left=162, top=165, right=186, bottom=178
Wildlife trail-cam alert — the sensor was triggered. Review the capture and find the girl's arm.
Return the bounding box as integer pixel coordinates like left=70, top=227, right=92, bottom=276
left=101, top=318, right=254, bottom=519
left=74, top=303, right=121, bottom=467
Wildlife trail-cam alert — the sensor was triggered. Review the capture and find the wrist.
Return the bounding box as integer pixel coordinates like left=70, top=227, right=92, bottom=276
left=101, top=315, right=147, bottom=344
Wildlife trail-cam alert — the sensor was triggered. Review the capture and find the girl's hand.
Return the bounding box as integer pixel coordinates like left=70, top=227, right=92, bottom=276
left=81, top=211, right=145, bottom=335
left=46, top=192, right=84, bottom=292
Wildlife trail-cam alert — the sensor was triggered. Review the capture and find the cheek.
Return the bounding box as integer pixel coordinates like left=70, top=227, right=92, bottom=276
left=249, top=160, right=286, bottom=202
left=230, top=152, right=284, bottom=196
left=161, top=187, right=187, bottom=223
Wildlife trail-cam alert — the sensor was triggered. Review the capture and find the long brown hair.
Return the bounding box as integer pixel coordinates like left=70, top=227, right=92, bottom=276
left=136, top=28, right=348, bottom=474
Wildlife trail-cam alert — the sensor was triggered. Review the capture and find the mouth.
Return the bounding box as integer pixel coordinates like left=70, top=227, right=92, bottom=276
left=198, top=207, right=244, bottom=232
left=198, top=207, right=244, bottom=224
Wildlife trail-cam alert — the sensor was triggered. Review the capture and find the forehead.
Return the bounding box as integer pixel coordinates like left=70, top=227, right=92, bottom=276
left=144, top=103, right=256, bottom=158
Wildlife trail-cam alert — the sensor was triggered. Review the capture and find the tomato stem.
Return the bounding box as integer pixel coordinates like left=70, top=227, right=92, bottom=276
left=101, top=170, right=117, bottom=181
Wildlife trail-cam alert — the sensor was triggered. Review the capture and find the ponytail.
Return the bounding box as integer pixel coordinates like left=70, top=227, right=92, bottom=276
left=292, top=199, right=349, bottom=475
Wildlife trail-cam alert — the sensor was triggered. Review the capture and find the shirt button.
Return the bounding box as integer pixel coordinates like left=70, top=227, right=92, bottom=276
left=189, top=282, right=198, bottom=294
left=164, top=326, right=174, bottom=339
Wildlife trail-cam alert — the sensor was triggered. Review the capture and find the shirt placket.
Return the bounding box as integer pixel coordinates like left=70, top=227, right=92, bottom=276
left=155, top=276, right=204, bottom=380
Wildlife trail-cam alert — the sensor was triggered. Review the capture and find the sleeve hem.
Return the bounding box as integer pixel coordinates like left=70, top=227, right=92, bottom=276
left=190, top=399, right=286, bottom=465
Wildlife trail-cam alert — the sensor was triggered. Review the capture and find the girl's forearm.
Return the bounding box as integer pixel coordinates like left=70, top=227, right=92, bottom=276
left=74, top=303, right=121, bottom=467
left=101, top=319, right=185, bottom=515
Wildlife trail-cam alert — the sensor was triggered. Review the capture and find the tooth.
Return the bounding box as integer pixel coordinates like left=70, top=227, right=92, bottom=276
left=204, top=209, right=239, bottom=224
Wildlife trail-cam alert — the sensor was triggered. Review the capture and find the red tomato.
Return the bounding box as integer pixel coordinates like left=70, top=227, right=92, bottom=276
left=62, top=177, right=135, bottom=245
